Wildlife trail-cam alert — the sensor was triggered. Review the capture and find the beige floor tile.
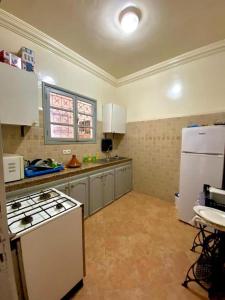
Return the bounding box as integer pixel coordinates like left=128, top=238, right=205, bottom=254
left=72, top=191, right=208, bottom=300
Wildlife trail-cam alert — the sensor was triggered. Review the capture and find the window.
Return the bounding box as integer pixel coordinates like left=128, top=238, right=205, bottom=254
left=43, top=83, right=97, bottom=144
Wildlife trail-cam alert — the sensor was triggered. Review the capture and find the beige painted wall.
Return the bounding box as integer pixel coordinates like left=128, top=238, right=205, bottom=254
left=116, top=51, right=225, bottom=122
left=0, top=26, right=115, bottom=121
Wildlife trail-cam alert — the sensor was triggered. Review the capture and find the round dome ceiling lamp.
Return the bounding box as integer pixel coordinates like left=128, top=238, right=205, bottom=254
left=119, top=6, right=142, bottom=34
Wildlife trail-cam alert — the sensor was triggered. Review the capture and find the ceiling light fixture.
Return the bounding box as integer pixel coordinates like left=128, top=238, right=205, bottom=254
left=119, top=6, right=141, bottom=34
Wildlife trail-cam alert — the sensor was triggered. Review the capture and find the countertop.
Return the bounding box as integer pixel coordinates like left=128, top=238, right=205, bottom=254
left=5, top=158, right=132, bottom=193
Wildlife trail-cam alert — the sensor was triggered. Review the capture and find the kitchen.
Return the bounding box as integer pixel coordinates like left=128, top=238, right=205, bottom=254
left=1, top=1, right=225, bottom=300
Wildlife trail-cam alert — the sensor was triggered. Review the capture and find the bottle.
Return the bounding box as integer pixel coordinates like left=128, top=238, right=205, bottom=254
left=83, top=154, right=88, bottom=163
left=92, top=154, right=97, bottom=162
left=88, top=153, right=92, bottom=163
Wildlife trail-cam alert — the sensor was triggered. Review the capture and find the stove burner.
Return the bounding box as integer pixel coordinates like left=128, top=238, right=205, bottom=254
left=11, top=202, right=22, bottom=209
left=39, top=192, right=51, bottom=201
left=21, top=215, right=33, bottom=225
left=56, top=203, right=63, bottom=209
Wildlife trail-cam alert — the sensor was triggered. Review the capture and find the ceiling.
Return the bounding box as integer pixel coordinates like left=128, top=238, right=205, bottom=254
left=1, top=0, right=225, bottom=78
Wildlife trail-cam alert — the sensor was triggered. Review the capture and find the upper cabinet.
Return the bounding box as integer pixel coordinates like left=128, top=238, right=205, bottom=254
left=103, top=103, right=126, bottom=134
left=0, top=63, right=39, bottom=126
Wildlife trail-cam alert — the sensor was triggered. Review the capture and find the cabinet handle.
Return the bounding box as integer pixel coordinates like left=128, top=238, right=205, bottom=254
left=71, top=184, right=74, bottom=188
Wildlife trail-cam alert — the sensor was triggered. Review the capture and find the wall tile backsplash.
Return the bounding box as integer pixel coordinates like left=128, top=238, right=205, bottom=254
left=2, top=110, right=225, bottom=201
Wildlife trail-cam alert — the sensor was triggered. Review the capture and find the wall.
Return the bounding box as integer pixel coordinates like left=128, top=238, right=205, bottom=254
left=116, top=51, right=225, bottom=122
left=0, top=25, right=115, bottom=162
left=115, top=50, right=225, bottom=200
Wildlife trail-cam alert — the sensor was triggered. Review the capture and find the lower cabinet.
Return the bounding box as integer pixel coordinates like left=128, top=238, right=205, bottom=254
left=89, top=172, right=104, bottom=215
left=89, top=169, right=115, bottom=215
left=70, top=177, right=89, bottom=218
left=54, top=177, right=89, bottom=218
left=103, top=169, right=115, bottom=206
left=115, top=164, right=132, bottom=199
left=53, top=182, right=70, bottom=195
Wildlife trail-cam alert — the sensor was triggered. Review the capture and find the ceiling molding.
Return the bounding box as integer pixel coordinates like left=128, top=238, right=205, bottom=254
left=0, top=9, right=225, bottom=88
left=117, top=39, right=225, bottom=87
left=0, top=9, right=117, bottom=86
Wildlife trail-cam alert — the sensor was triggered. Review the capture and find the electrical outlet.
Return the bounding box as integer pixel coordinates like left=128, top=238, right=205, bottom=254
left=63, top=149, right=71, bottom=155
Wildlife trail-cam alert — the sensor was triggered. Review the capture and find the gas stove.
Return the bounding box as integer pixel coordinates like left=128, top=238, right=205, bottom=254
left=7, top=188, right=81, bottom=238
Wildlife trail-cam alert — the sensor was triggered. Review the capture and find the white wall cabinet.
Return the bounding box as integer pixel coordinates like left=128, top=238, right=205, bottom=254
left=103, top=103, right=126, bottom=133
left=0, top=63, right=39, bottom=126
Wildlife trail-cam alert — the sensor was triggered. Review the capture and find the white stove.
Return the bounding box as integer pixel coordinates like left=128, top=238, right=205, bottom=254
left=8, top=188, right=84, bottom=300
left=7, top=188, right=80, bottom=237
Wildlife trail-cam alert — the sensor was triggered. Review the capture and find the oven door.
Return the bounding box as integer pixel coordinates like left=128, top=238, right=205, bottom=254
left=19, top=207, right=84, bottom=300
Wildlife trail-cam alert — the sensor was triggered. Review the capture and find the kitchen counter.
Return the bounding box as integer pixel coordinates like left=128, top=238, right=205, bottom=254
left=5, top=158, right=132, bottom=193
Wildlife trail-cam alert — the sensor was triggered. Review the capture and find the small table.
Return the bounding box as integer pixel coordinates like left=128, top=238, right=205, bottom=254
left=182, top=207, right=225, bottom=299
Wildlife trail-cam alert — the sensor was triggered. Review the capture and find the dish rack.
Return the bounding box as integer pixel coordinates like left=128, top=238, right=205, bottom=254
left=25, top=165, right=64, bottom=178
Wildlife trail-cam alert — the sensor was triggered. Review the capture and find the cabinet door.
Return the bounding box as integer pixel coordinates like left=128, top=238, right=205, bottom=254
left=115, top=166, right=125, bottom=199
left=70, top=177, right=89, bottom=218
left=0, top=63, right=38, bottom=126
left=115, top=164, right=132, bottom=199
left=54, top=182, right=69, bottom=195
left=112, top=104, right=126, bottom=134
left=103, top=169, right=115, bottom=206
left=125, top=164, right=132, bottom=193
left=89, top=173, right=104, bottom=215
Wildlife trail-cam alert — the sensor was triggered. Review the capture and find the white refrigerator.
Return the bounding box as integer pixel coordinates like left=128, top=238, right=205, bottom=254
left=177, top=125, right=225, bottom=223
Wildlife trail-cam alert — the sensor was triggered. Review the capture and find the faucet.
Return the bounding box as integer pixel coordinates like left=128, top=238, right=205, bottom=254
left=105, top=148, right=111, bottom=161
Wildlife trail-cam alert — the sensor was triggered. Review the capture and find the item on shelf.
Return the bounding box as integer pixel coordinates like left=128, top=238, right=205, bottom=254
left=66, top=155, right=81, bottom=168
left=0, top=50, right=10, bottom=64
left=10, top=54, right=21, bottom=69
left=0, top=50, right=22, bottom=69
left=18, top=47, right=35, bottom=72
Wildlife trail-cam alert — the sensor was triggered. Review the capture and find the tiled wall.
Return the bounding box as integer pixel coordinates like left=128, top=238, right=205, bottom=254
left=2, top=111, right=225, bottom=202
left=115, top=112, right=225, bottom=201
left=1, top=111, right=105, bottom=164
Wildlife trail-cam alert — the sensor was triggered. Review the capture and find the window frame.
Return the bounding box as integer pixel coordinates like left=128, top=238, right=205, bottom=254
left=43, top=82, right=97, bottom=145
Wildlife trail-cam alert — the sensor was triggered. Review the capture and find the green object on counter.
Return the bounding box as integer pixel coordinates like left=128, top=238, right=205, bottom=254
left=83, top=154, right=88, bottom=163
left=92, top=155, right=97, bottom=162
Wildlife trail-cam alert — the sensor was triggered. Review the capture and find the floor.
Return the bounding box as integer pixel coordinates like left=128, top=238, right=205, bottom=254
left=73, top=191, right=208, bottom=300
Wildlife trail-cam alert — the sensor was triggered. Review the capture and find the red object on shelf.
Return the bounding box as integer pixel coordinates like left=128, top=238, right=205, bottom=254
left=0, top=50, right=21, bottom=69
left=0, top=50, right=10, bottom=64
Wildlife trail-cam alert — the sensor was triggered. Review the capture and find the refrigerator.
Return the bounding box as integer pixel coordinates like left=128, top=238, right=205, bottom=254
left=177, top=125, right=225, bottom=223
left=0, top=126, right=18, bottom=300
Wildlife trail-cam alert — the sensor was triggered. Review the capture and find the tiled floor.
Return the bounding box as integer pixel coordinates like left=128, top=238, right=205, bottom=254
left=73, top=191, right=208, bottom=300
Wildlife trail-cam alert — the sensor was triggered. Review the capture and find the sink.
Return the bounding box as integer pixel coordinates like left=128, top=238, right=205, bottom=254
left=96, top=157, right=126, bottom=164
